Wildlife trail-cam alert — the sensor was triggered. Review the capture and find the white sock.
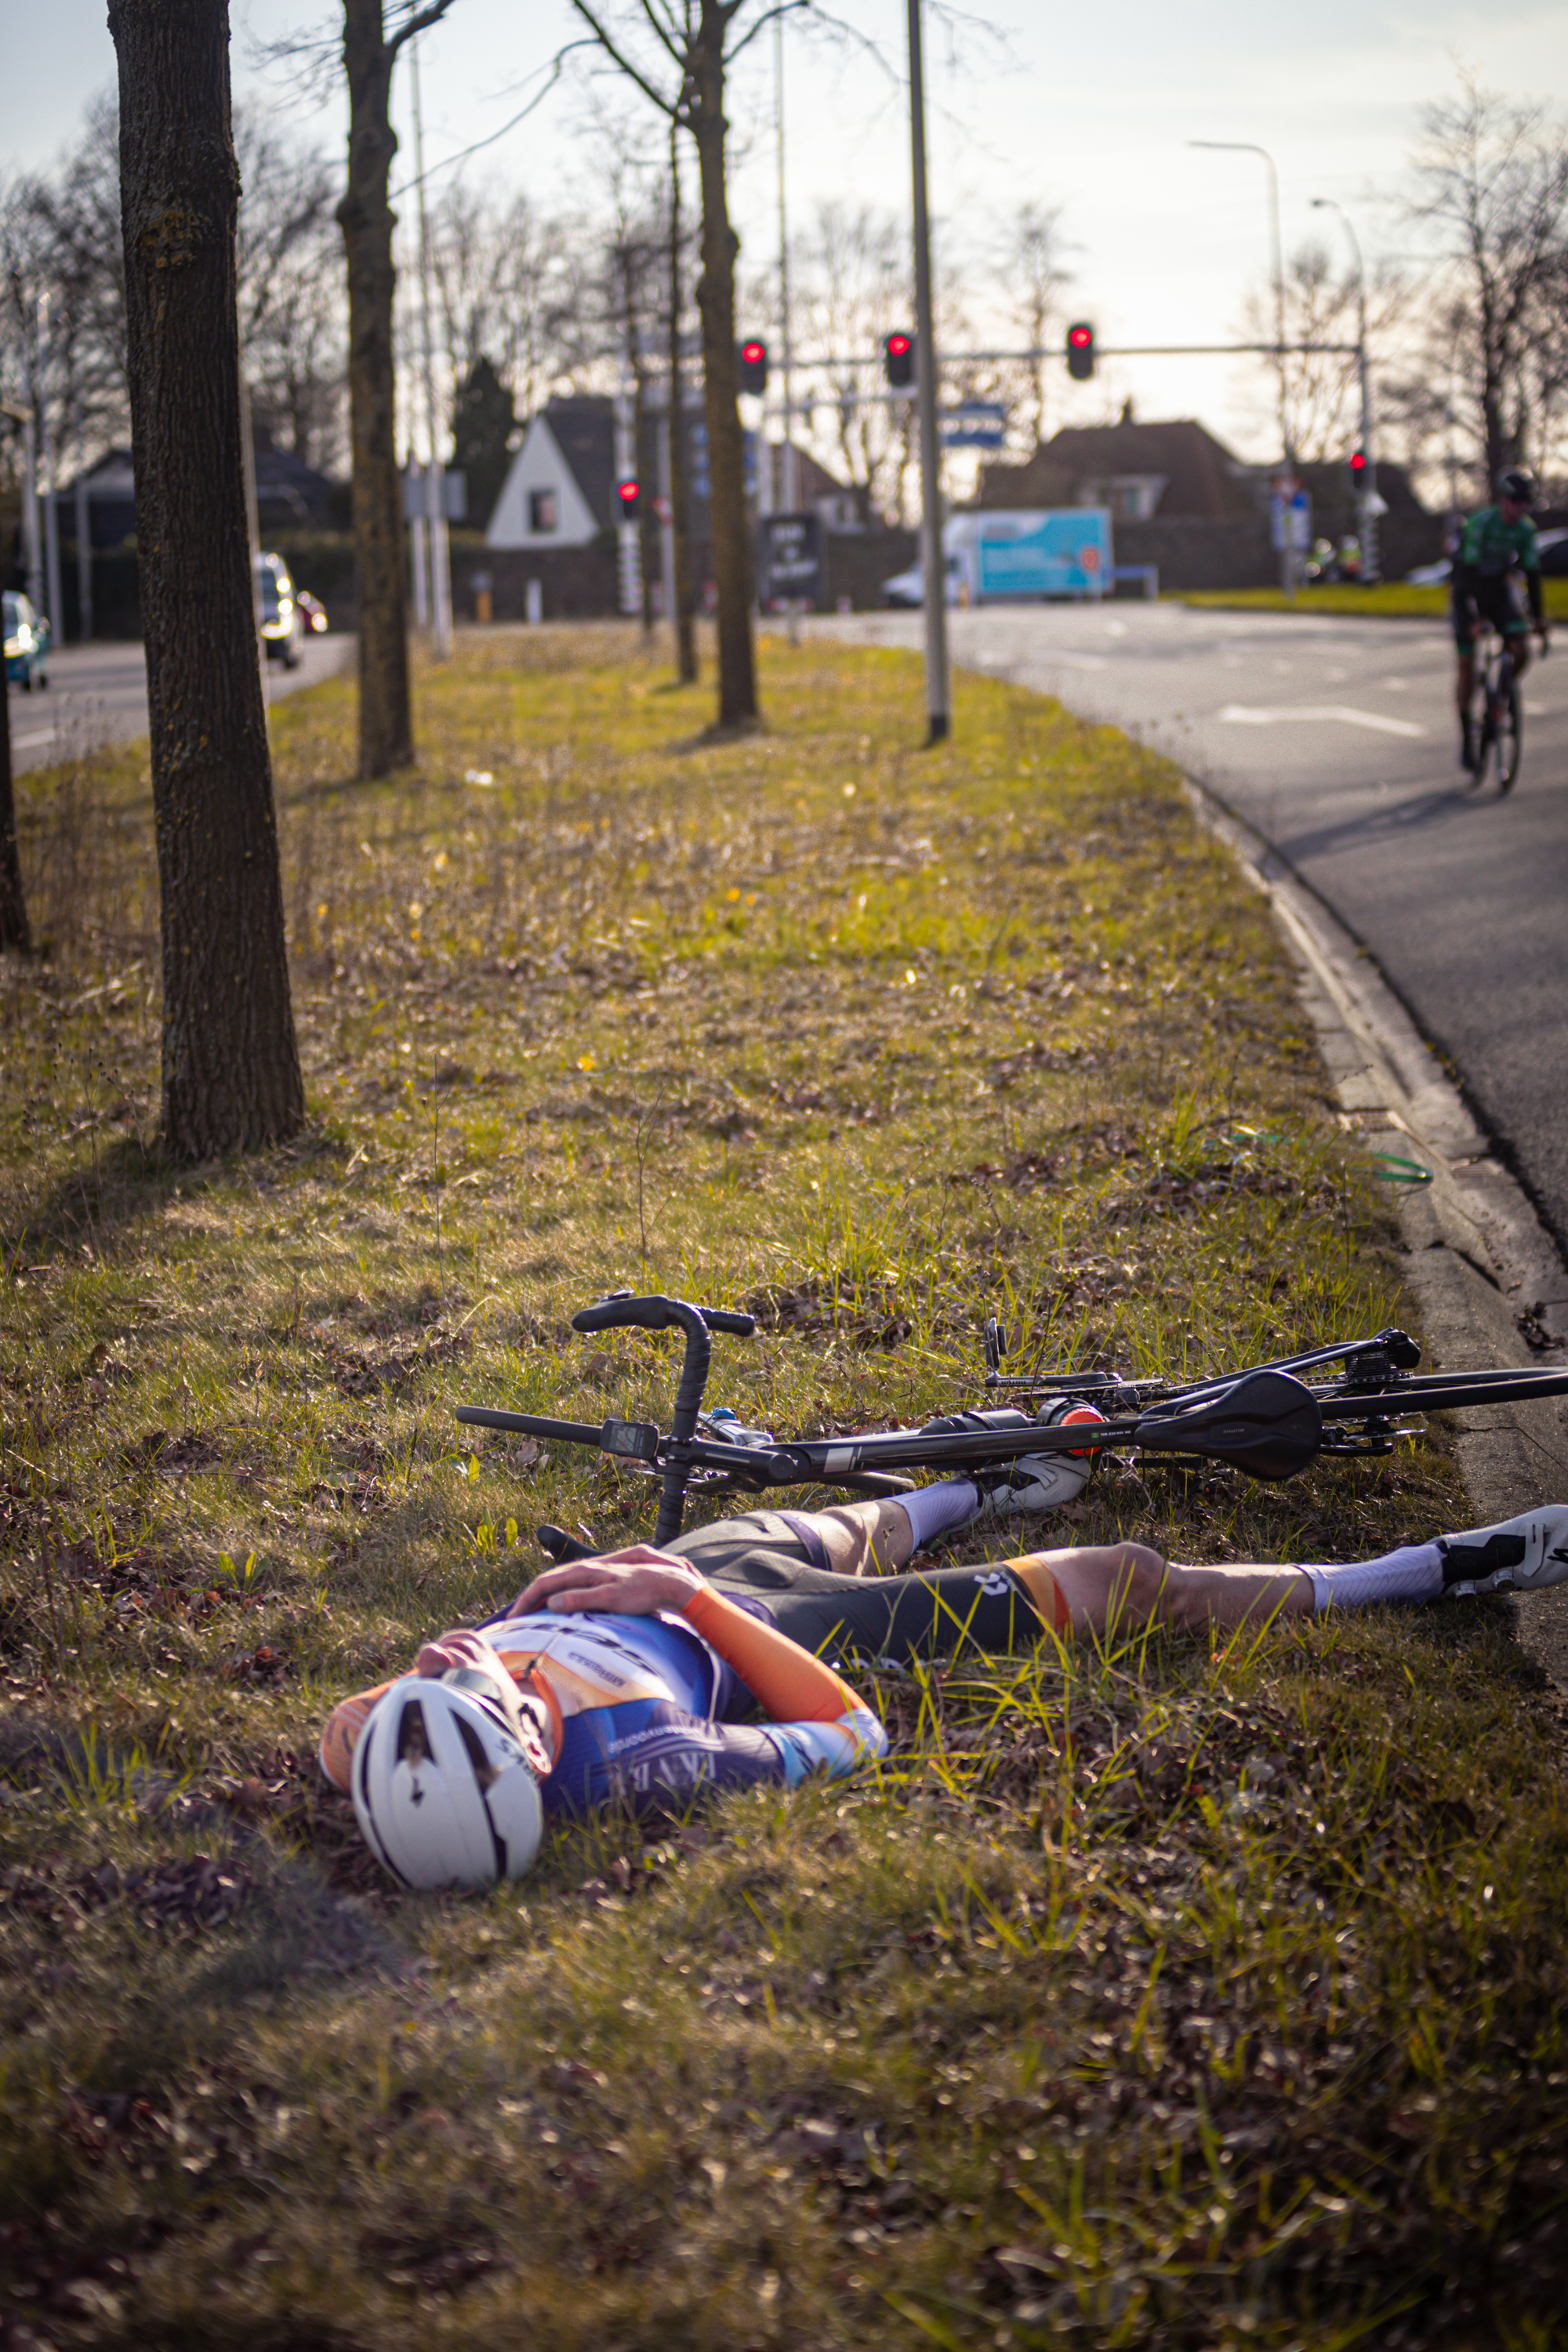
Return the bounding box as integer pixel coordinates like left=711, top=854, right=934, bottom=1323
left=1304, top=1543, right=1443, bottom=1614
left=897, top=1478, right=981, bottom=1551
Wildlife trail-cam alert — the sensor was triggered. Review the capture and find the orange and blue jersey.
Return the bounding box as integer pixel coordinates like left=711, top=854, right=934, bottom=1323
left=319, top=1580, right=887, bottom=1817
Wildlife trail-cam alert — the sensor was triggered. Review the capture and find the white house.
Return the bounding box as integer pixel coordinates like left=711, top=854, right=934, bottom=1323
left=486, top=401, right=615, bottom=550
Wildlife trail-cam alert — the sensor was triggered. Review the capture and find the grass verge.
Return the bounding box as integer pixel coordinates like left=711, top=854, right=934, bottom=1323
left=1179, top=580, right=1568, bottom=622
left=1, top=626, right=1564, bottom=2349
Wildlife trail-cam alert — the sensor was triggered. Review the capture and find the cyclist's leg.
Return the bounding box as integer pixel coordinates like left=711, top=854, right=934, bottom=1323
left=677, top=1483, right=1001, bottom=1583
left=1507, top=623, right=1532, bottom=683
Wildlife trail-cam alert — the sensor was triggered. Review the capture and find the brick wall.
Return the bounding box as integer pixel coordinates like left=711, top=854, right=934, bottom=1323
left=450, top=542, right=623, bottom=621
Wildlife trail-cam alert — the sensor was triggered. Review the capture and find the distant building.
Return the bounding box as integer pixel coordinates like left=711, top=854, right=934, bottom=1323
left=53, top=431, right=341, bottom=546
left=486, top=398, right=619, bottom=550
left=975, top=417, right=1258, bottom=521
left=49, top=448, right=137, bottom=550
left=968, top=415, right=1439, bottom=589
left=487, top=398, right=861, bottom=554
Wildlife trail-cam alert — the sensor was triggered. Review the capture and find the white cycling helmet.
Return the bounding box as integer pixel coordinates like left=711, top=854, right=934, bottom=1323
left=350, top=1669, right=548, bottom=1889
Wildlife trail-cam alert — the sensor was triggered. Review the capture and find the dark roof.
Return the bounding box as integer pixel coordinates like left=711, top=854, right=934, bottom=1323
left=542, top=398, right=617, bottom=532
left=758, top=437, right=848, bottom=506
left=976, top=418, right=1255, bottom=518
left=252, top=434, right=337, bottom=526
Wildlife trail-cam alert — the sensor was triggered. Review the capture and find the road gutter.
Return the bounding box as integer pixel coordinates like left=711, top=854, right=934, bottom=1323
left=1185, top=774, right=1568, bottom=1688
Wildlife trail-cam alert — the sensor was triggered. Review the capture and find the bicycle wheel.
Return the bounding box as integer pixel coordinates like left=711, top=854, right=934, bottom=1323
left=1494, top=670, right=1522, bottom=792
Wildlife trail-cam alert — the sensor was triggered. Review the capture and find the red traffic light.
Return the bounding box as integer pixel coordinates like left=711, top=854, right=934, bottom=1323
left=616, top=477, right=641, bottom=520
left=883, top=331, right=915, bottom=389
left=738, top=339, right=768, bottom=394
left=1065, top=321, right=1095, bottom=381
left=1348, top=448, right=1368, bottom=477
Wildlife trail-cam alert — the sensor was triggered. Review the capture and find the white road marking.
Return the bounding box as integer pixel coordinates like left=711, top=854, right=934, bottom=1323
left=1033, top=650, right=1109, bottom=670
left=13, top=730, right=56, bottom=747
left=1217, top=702, right=1428, bottom=738
left=1525, top=701, right=1548, bottom=717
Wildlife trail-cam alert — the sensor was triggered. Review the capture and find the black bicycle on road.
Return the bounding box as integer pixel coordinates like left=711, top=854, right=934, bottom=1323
left=1467, top=615, right=1548, bottom=793
left=455, top=1292, right=1568, bottom=1556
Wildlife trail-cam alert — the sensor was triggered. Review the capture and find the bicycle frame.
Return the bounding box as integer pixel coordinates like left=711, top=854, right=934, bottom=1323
left=456, top=1292, right=1568, bottom=1549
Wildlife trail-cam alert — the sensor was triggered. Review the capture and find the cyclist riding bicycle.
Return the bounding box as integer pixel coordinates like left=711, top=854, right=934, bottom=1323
left=1453, top=468, right=1550, bottom=774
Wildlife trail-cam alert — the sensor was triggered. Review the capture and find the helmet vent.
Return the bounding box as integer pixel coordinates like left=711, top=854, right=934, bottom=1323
left=455, top=1714, right=502, bottom=1791
left=396, top=1698, right=431, bottom=1766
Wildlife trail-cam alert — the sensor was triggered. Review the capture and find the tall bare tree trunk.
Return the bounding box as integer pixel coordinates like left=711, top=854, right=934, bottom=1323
left=0, top=615, right=31, bottom=953
left=338, top=0, right=413, bottom=778
left=691, top=1, right=756, bottom=730
left=668, top=119, right=697, bottom=685
left=109, top=0, right=303, bottom=1159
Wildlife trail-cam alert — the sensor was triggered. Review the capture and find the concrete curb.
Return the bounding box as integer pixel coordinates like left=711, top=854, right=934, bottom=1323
left=1185, top=775, right=1568, bottom=1689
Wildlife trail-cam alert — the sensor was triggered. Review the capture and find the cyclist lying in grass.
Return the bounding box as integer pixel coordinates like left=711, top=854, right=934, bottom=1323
left=322, top=1456, right=1568, bottom=1890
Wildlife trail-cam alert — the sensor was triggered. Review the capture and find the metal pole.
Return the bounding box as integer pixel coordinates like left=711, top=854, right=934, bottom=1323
left=614, top=369, right=641, bottom=617
left=658, top=391, right=677, bottom=634
left=1312, top=196, right=1377, bottom=583
left=1191, top=139, right=1293, bottom=598
left=776, top=13, right=799, bottom=641
left=398, top=211, right=430, bottom=626
left=410, top=36, right=452, bottom=658
left=238, top=374, right=270, bottom=720
left=73, top=399, right=93, bottom=642
left=776, top=15, right=797, bottom=517
left=20, top=409, right=42, bottom=617
left=906, top=0, right=949, bottom=744
left=36, top=296, right=64, bottom=637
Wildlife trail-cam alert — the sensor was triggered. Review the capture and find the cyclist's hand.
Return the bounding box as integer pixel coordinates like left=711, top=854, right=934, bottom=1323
left=507, top=1546, right=704, bottom=1619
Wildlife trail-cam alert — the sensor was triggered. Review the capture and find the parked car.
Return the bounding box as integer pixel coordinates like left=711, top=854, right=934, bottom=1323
left=4, top=591, right=51, bottom=689
left=294, top=589, right=329, bottom=635
left=882, top=553, right=962, bottom=608
left=255, top=553, right=303, bottom=667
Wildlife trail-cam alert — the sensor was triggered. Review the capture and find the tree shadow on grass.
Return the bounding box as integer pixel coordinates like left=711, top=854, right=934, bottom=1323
left=5, top=1123, right=349, bottom=1268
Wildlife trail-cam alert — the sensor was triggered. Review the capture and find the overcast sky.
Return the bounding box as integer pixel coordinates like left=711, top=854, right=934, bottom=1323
left=6, top=0, right=1565, bottom=462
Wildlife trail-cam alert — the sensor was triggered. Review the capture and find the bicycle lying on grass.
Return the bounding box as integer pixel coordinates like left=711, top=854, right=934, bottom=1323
left=456, top=1292, right=1568, bottom=1554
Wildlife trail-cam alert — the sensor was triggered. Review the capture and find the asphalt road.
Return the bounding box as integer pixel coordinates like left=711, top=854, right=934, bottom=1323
left=818, top=601, right=1568, bottom=1256
left=6, top=630, right=353, bottom=773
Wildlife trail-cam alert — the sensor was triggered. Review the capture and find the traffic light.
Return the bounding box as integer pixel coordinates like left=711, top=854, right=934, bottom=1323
left=615, top=477, right=641, bottom=522
left=1065, top=322, right=1095, bottom=381
left=1348, top=448, right=1369, bottom=488
left=883, top=330, right=916, bottom=390
left=738, top=339, right=768, bottom=395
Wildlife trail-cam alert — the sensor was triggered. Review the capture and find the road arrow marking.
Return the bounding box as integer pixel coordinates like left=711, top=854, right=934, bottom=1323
left=1218, top=703, right=1426, bottom=738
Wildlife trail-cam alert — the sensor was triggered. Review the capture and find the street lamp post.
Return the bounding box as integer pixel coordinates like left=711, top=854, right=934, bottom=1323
left=1190, top=138, right=1294, bottom=600
left=907, top=0, right=949, bottom=743
left=410, top=34, right=454, bottom=660
left=1312, top=195, right=1378, bottom=583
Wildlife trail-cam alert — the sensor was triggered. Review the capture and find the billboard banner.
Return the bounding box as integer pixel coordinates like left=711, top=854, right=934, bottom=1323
left=971, top=509, right=1113, bottom=599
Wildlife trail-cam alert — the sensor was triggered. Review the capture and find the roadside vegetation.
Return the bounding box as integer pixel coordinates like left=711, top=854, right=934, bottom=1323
left=2, top=627, right=1565, bottom=2348
left=1181, top=580, right=1568, bottom=622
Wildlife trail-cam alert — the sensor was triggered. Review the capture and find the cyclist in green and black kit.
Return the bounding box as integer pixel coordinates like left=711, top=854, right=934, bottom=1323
left=1453, top=468, right=1550, bottom=773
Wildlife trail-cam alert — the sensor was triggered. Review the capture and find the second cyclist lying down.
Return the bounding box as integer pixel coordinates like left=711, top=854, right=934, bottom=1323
left=320, top=1454, right=1568, bottom=1890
